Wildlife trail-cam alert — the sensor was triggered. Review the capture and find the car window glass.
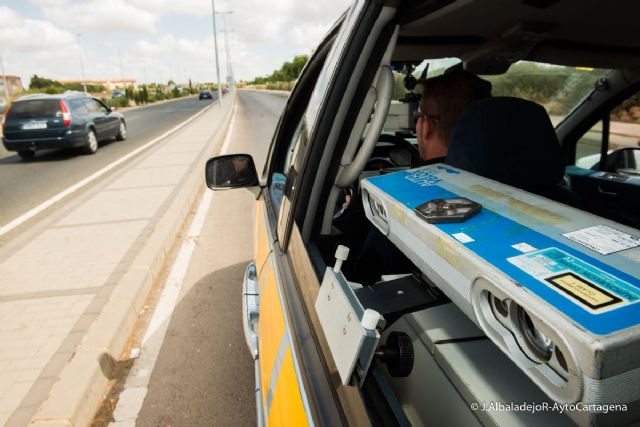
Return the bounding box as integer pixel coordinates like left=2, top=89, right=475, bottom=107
left=610, top=90, right=640, bottom=172
left=575, top=120, right=604, bottom=169
left=270, top=120, right=307, bottom=215
left=83, top=98, right=99, bottom=113
left=268, top=34, right=339, bottom=222
left=305, top=1, right=363, bottom=128
left=284, top=119, right=306, bottom=173
left=395, top=60, right=608, bottom=125
left=575, top=89, right=640, bottom=170
left=67, top=99, right=88, bottom=113
left=7, top=99, right=60, bottom=118
left=93, top=99, right=109, bottom=113
left=483, top=62, right=608, bottom=124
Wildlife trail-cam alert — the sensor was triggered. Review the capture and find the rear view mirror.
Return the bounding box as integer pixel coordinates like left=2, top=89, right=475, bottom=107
left=205, top=154, right=259, bottom=189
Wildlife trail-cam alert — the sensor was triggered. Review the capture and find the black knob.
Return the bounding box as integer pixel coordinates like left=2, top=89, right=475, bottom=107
left=377, top=331, right=414, bottom=377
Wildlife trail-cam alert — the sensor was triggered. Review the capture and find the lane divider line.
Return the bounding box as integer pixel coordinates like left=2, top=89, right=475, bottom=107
left=108, top=104, right=237, bottom=425
left=219, top=102, right=238, bottom=154
left=0, top=103, right=214, bottom=238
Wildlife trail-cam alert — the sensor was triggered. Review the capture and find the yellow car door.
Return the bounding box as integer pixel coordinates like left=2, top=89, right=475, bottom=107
left=252, top=200, right=310, bottom=426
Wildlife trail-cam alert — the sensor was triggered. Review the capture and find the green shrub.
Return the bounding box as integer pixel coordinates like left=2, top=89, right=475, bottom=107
left=249, top=55, right=308, bottom=85
left=264, top=81, right=295, bottom=91
left=140, top=85, right=149, bottom=103
left=103, top=98, right=118, bottom=108
left=45, top=85, right=63, bottom=94
left=102, top=97, right=128, bottom=109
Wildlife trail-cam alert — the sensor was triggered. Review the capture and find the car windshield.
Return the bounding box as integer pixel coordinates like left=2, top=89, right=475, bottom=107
left=7, top=99, right=61, bottom=119
left=398, top=59, right=610, bottom=126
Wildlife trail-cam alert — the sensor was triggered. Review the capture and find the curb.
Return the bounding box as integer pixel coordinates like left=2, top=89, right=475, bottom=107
left=28, top=95, right=236, bottom=427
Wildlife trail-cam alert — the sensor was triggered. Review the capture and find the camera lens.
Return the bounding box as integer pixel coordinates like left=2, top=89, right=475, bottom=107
left=489, top=293, right=509, bottom=318
left=516, top=306, right=554, bottom=363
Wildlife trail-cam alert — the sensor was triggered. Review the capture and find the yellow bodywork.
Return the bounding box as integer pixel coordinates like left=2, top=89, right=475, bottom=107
left=254, top=199, right=310, bottom=426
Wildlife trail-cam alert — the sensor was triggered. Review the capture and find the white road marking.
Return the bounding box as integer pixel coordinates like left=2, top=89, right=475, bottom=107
left=0, top=104, right=212, bottom=237
left=141, top=189, right=212, bottom=346
left=109, top=183, right=214, bottom=427
left=109, top=104, right=237, bottom=426
left=219, top=102, right=237, bottom=154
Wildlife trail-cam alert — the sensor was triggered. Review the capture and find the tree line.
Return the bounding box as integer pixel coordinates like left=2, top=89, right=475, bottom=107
left=25, top=75, right=221, bottom=108
left=249, top=55, right=308, bottom=89
left=29, top=75, right=106, bottom=94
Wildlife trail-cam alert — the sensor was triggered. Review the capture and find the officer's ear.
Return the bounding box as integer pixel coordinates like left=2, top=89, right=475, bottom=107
left=416, top=115, right=434, bottom=141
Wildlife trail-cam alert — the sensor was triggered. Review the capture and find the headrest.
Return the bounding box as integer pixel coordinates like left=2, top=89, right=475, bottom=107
left=446, top=97, right=564, bottom=190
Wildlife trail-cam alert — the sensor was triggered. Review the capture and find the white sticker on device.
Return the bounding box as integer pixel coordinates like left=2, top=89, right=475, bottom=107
left=452, top=232, right=474, bottom=243
left=563, top=225, right=640, bottom=255
left=512, top=242, right=537, bottom=253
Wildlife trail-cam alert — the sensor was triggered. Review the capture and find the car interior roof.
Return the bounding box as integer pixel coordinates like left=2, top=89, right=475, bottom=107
left=393, top=0, right=640, bottom=71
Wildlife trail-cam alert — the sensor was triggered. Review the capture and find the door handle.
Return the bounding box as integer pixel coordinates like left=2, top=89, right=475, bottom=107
left=243, top=262, right=260, bottom=360
left=597, top=186, right=618, bottom=196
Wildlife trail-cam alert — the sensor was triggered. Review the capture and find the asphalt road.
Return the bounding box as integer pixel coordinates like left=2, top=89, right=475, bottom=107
left=134, top=90, right=287, bottom=426
left=0, top=95, right=217, bottom=231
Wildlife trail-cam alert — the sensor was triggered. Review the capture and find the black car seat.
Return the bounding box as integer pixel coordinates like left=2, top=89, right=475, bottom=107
left=445, top=96, right=582, bottom=205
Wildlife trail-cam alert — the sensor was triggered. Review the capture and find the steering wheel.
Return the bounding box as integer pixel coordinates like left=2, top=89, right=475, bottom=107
left=365, top=156, right=397, bottom=171
left=336, top=135, right=418, bottom=221
left=378, top=134, right=421, bottom=166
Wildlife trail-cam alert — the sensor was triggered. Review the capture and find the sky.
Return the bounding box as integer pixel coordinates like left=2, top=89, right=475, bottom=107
left=0, top=0, right=352, bottom=88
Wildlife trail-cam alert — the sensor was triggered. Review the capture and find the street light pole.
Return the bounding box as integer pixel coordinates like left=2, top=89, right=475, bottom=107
left=220, top=12, right=234, bottom=90
left=77, top=33, right=87, bottom=93
left=118, top=48, right=124, bottom=80
left=210, top=0, right=223, bottom=107
left=143, top=57, right=148, bottom=84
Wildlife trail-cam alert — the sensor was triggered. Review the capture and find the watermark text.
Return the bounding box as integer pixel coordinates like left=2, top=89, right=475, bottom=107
left=470, top=401, right=627, bottom=415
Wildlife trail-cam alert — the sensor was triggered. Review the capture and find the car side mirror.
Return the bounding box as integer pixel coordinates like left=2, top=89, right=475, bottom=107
left=111, top=106, right=118, bottom=112
left=205, top=154, right=259, bottom=189
left=613, top=147, right=640, bottom=175
left=589, top=147, right=640, bottom=174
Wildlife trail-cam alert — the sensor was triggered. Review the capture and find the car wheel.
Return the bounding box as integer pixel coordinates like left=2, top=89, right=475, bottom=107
left=83, top=129, right=98, bottom=154
left=116, top=120, right=127, bottom=141
left=17, top=149, right=36, bottom=160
